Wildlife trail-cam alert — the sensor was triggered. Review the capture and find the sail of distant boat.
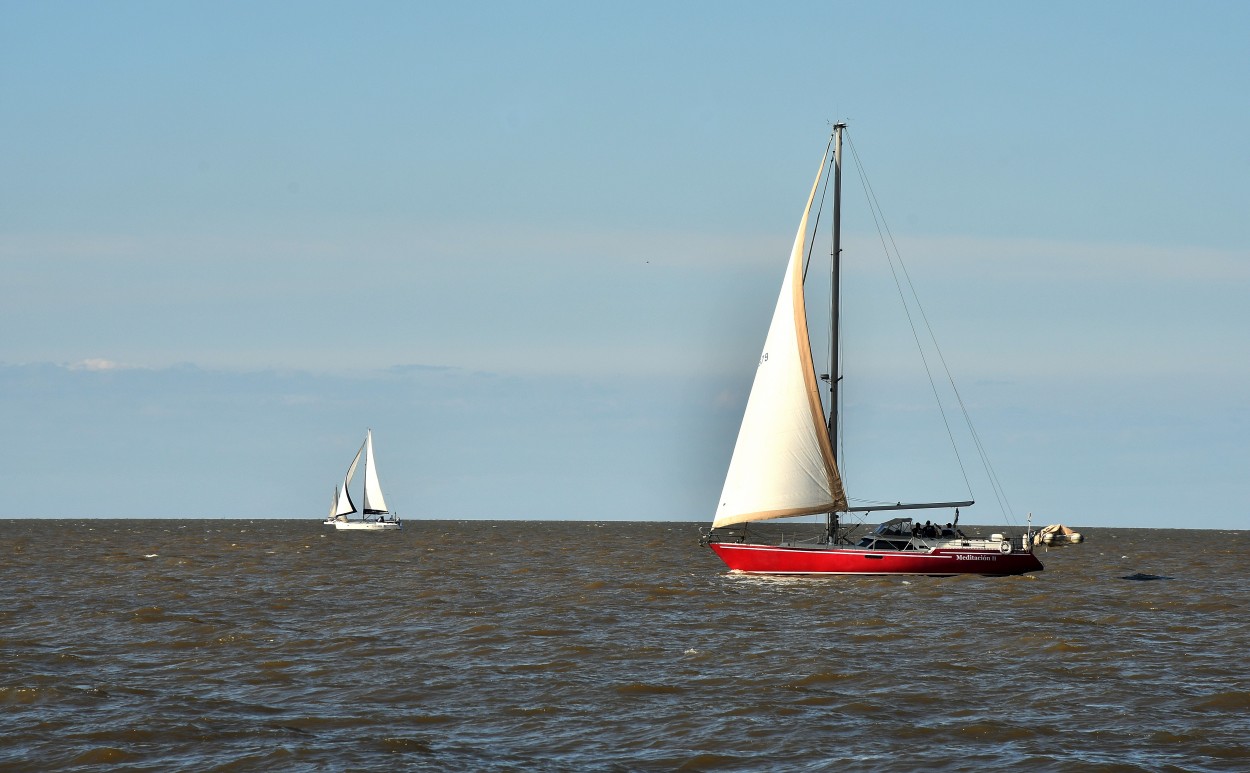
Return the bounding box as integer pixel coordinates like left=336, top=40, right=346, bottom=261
left=362, top=430, right=388, bottom=515
left=333, top=445, right=361, bottom=518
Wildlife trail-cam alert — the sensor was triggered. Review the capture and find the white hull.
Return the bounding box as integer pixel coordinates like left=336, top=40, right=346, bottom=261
left=333, top=519, right=401, bottom=531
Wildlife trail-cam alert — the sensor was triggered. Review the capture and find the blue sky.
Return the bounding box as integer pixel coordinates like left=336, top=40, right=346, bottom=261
left=3, top=1, right=1248, bottom=528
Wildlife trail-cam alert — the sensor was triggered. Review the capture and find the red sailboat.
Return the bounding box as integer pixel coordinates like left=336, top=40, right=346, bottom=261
left=703, top=124, right=1041, bottom=576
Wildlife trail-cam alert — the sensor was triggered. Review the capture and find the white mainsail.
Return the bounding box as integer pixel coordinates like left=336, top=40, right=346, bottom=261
left=334, top=443, right=363, bottom=517
left=362, top=429, right=389, bottom=514
left=712, top=150, right=848, bottom=529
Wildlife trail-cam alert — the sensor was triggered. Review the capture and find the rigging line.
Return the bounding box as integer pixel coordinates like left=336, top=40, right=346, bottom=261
left=851, top=150, right=992, bottom=518
left=887, top=243, right=1018, bottom=518
left=802, top=130, right=838, bottom=282
left=844, top=131, right=977, bottom=502
left=803, top=156, right=834, bottom=282
left=845, top=133, right=1018, bottom=525
left=843, top=144, right=1016, bottom=526
left=964, top=411, right=1016, bottom=522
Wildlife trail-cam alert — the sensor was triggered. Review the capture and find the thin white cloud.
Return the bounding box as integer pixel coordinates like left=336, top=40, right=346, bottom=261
left=68, top=358, right=126, bottom=372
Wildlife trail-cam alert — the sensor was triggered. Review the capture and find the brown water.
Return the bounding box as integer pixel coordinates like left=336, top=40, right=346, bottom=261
left=2, top=520, right=1248, bottom=771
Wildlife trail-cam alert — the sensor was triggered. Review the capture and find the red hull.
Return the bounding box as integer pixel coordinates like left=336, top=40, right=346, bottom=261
left=709, top=542, right=1043, bottom=576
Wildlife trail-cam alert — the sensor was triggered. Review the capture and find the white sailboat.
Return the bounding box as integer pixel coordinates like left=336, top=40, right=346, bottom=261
left=323, top=430, right=401, bottom=531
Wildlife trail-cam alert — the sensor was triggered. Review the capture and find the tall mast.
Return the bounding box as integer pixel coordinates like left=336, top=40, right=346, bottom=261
left=828, top=123, right=844, bottom=453
left=826, top=123, right=845, bottom=542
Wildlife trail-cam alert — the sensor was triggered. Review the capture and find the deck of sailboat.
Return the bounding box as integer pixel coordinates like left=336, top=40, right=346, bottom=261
left=332, top=519, right=401, bottom=531
left=703, top=522, right=1043, bottom=576
left=706, top=541, right=1042, bottom=576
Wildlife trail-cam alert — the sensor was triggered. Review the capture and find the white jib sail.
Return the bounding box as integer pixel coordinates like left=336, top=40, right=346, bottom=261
left=362, top=430, right=389, bottom=514
left=334, top=443, right=363, bottom=516
left=712, top=150, right=847, bottom=529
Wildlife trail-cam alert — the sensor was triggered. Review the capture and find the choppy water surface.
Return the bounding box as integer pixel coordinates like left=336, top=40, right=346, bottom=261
left=2, top=520, right=1248, bottom=771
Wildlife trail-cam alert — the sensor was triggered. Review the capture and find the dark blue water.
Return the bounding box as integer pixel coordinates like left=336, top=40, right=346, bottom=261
left=2, top=520, right=1247, bottom=771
